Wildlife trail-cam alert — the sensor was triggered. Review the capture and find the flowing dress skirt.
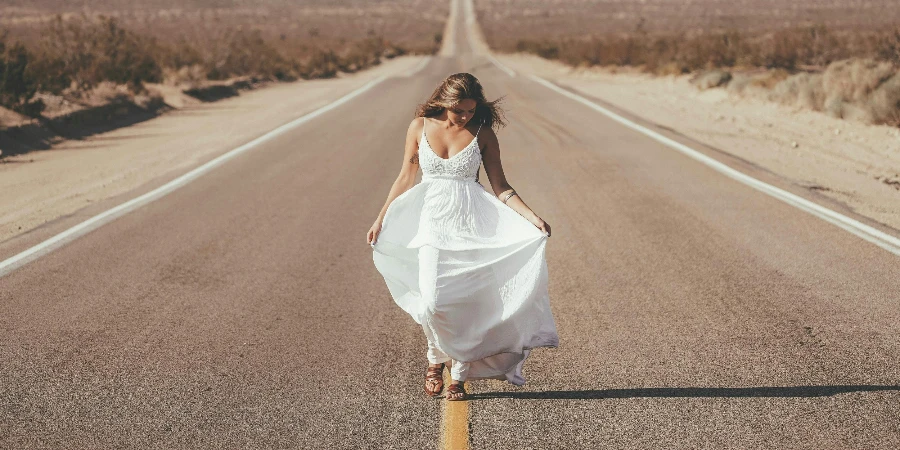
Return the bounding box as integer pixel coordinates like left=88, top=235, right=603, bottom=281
left=372, top=175, right=558, bottom=385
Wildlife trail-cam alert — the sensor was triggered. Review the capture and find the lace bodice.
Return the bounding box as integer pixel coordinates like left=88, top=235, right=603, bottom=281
left=419, top=117, right=483, bottom=181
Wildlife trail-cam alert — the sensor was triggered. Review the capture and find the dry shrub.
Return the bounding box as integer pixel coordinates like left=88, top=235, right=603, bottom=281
left=690, top=69, right=732, bottom=90
left=769, top=72, right=825, bottom=110
left=875, top=29, right=900, bottom=66
left=205, top=28, right=298, bottom=81
left=593, top=36, right=644, bottom=66
left=679, top=31, right=746, bottom=69
left=819, top=59, right=898, bottom=123
left=768, top=58, right=900, bottom=125
left=153, top=38, right=205, bottom=78
left=515, top=39, right=560, bottom=60
left=752, top=25, right=841, bottom=69
left=653, top=61, right=689, bottom=76
left=299, top=49, right=341, bottom=79
left=822, top=59, right=895, bottom=104
left=749, top=69, right=791, bottom=89
left=514, top=30, right=757, bottom=73
left=725, top=71, right=788, bottom=99
left=643, top=37, right=685, bottom=74
left=725, top=73, right=754, bottom=95
left=476, top=0, right=900, bottom=39
left=151, top=28, right=407, bottom=83
left=162, top=64, right=207, bottom=87
left=80, top=81, right=132, bottom=106
left=0, top=36, right=44, bottom=116
left=505, top=26, right=900, bottom=75
left=336, top=37, right=397, bottom=73
left=863, top=72, right=900, bottom=126
left=32, top=15, right=163, bottom=94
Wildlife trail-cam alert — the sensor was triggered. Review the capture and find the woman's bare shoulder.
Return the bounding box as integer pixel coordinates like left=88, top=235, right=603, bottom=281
left=408, top=116, right=425, bottom=129
left=478, top=123, right=498, bottom=144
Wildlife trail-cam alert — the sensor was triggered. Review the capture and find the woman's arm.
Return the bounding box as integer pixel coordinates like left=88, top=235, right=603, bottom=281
left=368, top=118, right=422, bottom=245
left=480, top=128, right=551, bottom=236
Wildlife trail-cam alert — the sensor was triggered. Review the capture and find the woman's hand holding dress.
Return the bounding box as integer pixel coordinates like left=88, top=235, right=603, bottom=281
left=367, top=220, right=382, bottom=246
left=531, top=217, right=551, bottom=237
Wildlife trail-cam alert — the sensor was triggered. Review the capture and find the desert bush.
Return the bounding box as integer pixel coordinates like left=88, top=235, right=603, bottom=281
left=769, top=72, right=826, bottom=111
left=603, top=36, right=645, bottom=66
left=0, top=37, right=45, bottom=116
left=34, top=15, right=163, bottom=92
left=511, top=31, right=749, bottom=73
left=725, top=73, right=754, bottom=95
left=162, top=64, right=207, bottom=86
left=153, top=38, right=206, bottom=78
left=338, top=37, right=391, bottom=73
left=151, top=28, right=408, bottom=82
left=74, top=81, right=135, bottom=107
left=678, top=31, right=747, bottom=69
left=821, top=59, right=900, bottom=124
left=767, top=58, right=900, bottom=125
left=875, top=29, right=900, bottom=66
left=750, top=69, right=792, bottom=89
left=690, top=69, right=733, bottom=90
left=515, top=39, right=560, bottom=60
left=503, top=25, right=900, bottom=76
left=206, top=28, right=299, bottom=81
left=299, top=49, right=341, bottom=79
left=723, top=70, right=791, bottom=98
left=749, top=25, right=840, bottom=69
left=822, top=59, right=895, bottom=105
left=643, top=37, right=688, bottom=74
left=870, top=74, right=900, bottom=126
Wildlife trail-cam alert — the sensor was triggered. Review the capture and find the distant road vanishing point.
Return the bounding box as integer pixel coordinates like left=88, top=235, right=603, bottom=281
left=1, top=0, right=898, bottom=448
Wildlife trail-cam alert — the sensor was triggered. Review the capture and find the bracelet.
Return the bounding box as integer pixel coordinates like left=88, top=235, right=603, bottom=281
left=502, top=190, right=518, bottom=204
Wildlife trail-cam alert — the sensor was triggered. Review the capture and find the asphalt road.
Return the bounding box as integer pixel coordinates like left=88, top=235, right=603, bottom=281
left=2, top=0, right=898, bottom=448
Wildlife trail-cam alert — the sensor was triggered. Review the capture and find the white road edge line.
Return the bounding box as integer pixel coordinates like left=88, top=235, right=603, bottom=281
left=0, top=73, right=393, bottom=278
left=409, top=56, right=432, bottom=76
left=529, top=74, right=900, bottom=257
left=487, top=54, right=516, bottom=77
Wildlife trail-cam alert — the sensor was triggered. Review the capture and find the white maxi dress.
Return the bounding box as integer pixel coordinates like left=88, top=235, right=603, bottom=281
left=371, top=117, right=558, bottom=385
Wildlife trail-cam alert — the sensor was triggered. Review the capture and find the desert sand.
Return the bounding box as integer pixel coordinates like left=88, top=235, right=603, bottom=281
left=496, top=53, right=900, bottom=232
left=0, top=56, right=425, bottom=244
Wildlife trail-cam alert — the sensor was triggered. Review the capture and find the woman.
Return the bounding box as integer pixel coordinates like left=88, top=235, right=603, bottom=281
left=367, top=73, right=558, bottom=401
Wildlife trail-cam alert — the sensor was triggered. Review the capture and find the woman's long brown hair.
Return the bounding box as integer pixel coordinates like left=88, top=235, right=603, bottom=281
left=414, top=73, right=507, bottom=132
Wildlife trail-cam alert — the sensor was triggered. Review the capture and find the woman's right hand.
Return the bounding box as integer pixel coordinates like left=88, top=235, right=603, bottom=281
left=367, top=220, right=383, bottom=246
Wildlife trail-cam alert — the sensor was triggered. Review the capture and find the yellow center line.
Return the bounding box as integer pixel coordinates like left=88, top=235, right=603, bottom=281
left=441, top=367, right=469, bottom=450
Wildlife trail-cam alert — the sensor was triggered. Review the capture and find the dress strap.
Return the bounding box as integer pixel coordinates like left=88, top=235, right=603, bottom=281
left=475, top=120, right=484, bottom=137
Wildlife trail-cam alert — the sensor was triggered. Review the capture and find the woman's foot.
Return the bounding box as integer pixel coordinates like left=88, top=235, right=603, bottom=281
left=446, top=381, right=466, bottom=401
left=424, top=363, right=445, bottom=397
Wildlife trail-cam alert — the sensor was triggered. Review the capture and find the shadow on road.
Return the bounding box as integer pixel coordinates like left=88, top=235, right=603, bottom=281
left=469, top=385, right=900, bottom=400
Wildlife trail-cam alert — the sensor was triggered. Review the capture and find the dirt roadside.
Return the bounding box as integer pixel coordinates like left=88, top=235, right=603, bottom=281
left=495, top=53, right=900, bottom=232
left=0, top=56, right=426, bottom=244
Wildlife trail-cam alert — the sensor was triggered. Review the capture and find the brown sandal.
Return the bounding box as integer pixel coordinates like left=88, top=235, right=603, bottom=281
left=424, top=363, right=445, bottom=397
left=446, top=382, right=467, bottom=401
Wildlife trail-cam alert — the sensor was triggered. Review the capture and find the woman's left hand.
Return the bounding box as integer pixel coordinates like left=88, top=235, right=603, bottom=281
left=533, top=217, right=551, bottom=237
